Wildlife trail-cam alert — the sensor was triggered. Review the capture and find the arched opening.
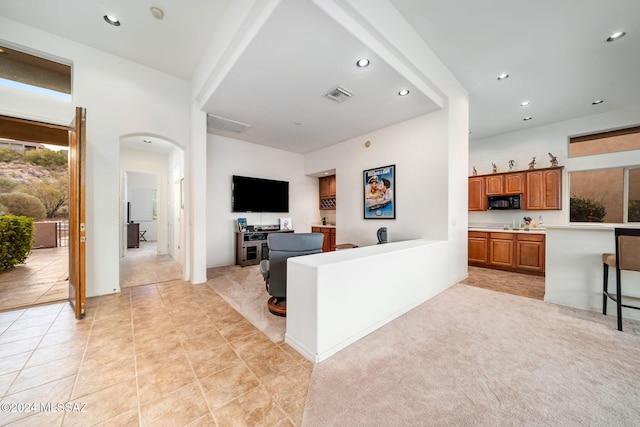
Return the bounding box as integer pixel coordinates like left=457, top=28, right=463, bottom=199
left=118, top=134, right=185, bottom=289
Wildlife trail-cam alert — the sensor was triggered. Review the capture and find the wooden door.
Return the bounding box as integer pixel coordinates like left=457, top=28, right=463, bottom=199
left=468, top=177, right=486, bottom=211
left=68, top=107, right=87, bottom=319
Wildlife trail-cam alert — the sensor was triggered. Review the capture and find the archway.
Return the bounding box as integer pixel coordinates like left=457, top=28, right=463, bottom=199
left=118, top=134, right=185, bottom=288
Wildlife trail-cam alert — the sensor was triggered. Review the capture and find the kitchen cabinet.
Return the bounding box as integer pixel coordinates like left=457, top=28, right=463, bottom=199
left=468, top=177, right=486, bottom=211
left=515, top=234, right=545, bottom=273
left=505, top=173, right=525, bottom=194
left=312, top=226, right=336, bottom=252
left=526, top=167, right=562, bottom=210
left=468, top=231, right=488, bottom=263
left=486, top=173, right=524, bottom=196
left=468, top=230, right=545, bottom=275
left=488, top=232, right=514, bottom=268
left=485, top=175, right=504, bottom=195
left=319, top=175, right=336, bottom=210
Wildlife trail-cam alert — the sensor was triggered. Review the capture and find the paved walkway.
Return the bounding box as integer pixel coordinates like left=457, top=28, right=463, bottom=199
left=0, top=246, right=68, bottom=311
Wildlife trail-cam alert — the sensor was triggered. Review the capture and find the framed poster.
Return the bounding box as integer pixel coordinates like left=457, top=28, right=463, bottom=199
left=363, top=164, right=395, bottom=219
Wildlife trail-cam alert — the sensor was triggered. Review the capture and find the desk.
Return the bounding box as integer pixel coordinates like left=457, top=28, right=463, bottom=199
left=334, top=243, right=358, bottom=250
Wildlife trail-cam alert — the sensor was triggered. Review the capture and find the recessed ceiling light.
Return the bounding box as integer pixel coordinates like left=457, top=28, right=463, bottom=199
left=150, top=6, right=165, bottom=20
left=520, top=101, right=530, bottom=107
left=523, top=117, right=533, bottom=121
left=606, top=31, right=626, bottom=42
left=497, top=73, right=509, bottom=81
left=103, top=15, right=121, bottom=26
left=356, top=58, right=370, bottom=67
left=592, top=99, right=604, bottom=105
left=398, top=89, right=410, bottom=96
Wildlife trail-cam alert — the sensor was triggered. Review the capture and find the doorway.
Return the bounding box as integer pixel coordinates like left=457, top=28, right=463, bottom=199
left=119, top=135, right=185, bottom=288
left=0, top=113, right=82, bottom=312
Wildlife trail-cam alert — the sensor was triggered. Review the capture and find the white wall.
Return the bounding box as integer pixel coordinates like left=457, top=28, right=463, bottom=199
left=206, top=134, right=316, bottom=267
left=469, top=104, right=640, bottom=226
left=0, top=17, right=191, bottom=297
left=305, top=113, right=449, bottom=245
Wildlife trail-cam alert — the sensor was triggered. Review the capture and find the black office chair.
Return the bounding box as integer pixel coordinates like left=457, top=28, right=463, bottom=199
left=602, top=228, right=640, bottom=331
left=260, top=232, right=324, bottom=316
left=377, top=227, right=388, bottom=244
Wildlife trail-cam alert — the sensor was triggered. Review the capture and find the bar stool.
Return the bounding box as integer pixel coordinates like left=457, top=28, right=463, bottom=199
left=602, top=228, right=640, bottom=331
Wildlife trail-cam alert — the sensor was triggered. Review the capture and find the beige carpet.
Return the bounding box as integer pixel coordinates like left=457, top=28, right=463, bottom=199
left=303, top=283, right=640, bottom=426
left=206, top=265, right=286, bottom=343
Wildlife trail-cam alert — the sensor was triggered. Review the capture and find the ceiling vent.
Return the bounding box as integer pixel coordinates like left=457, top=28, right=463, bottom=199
left=324, top=86, right=353, bottom=103
left=207, top=114, right=252, bottom=133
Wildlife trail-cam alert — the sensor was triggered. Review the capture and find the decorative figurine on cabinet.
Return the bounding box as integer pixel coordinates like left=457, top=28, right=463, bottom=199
left=548, top=152, right=558, bottom=167
left=508, top=160, right=515, bottom=171
left=528, top=157, right=536, bottom=170
left=492, top=163, right=497, bottom=173
left=472, top=166, right=477, bottom=176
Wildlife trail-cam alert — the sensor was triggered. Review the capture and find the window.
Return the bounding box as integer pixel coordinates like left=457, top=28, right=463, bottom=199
left=569, top=126, right=640, bottom=223
left=0, top=45, right=71, bottom=100
left=569, top=126, right=640, bottom=158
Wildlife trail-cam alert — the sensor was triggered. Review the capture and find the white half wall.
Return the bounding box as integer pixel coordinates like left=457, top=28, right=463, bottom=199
left=206, top=134, right=317, bottom=267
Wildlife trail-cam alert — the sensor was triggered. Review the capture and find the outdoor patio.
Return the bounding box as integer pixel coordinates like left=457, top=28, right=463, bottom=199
left=0, top=246, right=68, bottom=311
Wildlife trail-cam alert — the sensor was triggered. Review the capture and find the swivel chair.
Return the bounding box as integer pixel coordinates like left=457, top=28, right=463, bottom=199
left=260, top=232, right=324, bottom=316
left=602, top=228, right=640, bottom=331
left=377, top=227, right=388, bottom=244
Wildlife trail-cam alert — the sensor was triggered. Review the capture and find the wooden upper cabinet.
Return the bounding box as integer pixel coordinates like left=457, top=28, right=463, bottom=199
left=505, top=173, right=524, bottom=194
left=526, top=167, right=562, bottom=210
left=468, top=177, right=486, bottom=211
left=485, top=175, right=504, bottom=195
left=319, top=176, right=335, bottom=198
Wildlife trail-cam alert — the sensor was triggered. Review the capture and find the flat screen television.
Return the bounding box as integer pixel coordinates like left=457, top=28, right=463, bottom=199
left=232, top=175, right=289, bottom=213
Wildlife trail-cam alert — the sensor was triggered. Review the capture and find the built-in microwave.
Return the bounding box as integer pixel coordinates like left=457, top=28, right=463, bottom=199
left=488, top=194, right=521, bottom=210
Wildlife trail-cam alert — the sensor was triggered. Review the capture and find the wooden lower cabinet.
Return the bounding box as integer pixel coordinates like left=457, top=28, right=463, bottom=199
left=488, top=232, right=514, bottom=268
left=469, top=231, right=545, bottom=275
left=312, top=226, right=336, bottom=252
left=515, top=234, right=545, bottom=273
left=468, top=231, right=488, bottom=263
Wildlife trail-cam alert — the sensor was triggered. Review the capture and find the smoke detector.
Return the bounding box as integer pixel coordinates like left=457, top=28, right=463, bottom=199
left=324, top=86, right=353, bottom=103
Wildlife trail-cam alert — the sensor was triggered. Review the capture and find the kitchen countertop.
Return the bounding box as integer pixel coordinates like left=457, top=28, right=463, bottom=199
left=311, top=223, right=336, bottom=228
left=469, top=226, right=546, bottom=234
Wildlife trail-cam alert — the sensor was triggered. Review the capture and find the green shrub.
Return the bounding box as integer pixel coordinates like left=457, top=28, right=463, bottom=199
left=0, top=176, right=19, bottom=193
left=0, top=192, right=46, bottom=221
left=570, top=196, right=606, bottom=222
left=24, top=149, right=67, bottom=169
left=629, top=200, right=640, bottom=222
left=0, top=216, right=33, bottom=271
left=0, top=147, right=21, bottom=162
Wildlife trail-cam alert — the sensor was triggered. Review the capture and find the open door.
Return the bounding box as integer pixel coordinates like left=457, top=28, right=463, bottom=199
left=68, top=107, right=86, bottom=319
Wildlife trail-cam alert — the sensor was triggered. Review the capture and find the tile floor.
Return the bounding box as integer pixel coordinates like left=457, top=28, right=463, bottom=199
left=0, top=255, right=543, bottom=426
left=463, top=266, right=546, bottom=300
left=0, top=247, right=69, bottom=312
left=0, top=279, right=312, bottom=426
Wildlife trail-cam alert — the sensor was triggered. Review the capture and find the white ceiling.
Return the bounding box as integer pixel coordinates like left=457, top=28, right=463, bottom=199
left=1, top=0, right=639, bottom=152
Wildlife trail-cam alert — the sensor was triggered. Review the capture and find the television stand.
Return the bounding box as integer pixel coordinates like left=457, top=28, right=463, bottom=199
left=235, top=229, right=294, bottom=267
